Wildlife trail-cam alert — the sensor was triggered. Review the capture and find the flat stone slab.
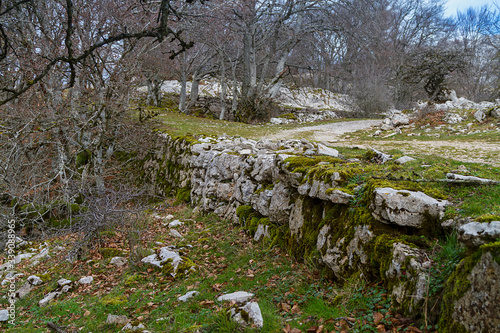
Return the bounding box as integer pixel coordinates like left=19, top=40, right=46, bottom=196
left=178, top=291, right=199, bottom=302
left=371, top=187, right=450, bottom=228
left=459, top=221, right=500, bottom=247
left=217, top=291, right=254, bottom=303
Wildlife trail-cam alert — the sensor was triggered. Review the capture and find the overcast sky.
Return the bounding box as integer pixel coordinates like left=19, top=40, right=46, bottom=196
left=444, top=0, right=497, bottom=17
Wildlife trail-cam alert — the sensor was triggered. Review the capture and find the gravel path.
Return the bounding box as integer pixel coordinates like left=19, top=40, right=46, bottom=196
left=268, top=119, right=500, bottom=166
left=267, top=119, right=382, bottom=141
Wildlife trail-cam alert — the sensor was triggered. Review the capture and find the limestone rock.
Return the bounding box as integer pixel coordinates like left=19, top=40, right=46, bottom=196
left=268, top=182, right=293, bottom=225
left=39, top=291, right=60, bottom=307
left=141, top=247, right=195, bottom=278
left=168, top=220, right=184, bottom=227
left=232, top=302, right=264, bottom=328
left=289, top=197, right=305, bottom=237
left=27, top=275, right=43, bottom=286
left=371, top=187, right=450, bottom=228
left=317, top=143, right=339, bottom=157
left=327, top=189, right=353, bottom=204
left=78, top=276, right=93, bottom=284
left=391, top=113, right=410, bottom=126
left=178, top=291, right=199, bottom=302
left=474, top=109, right=486, bottom=122
left=106, top=314, right=129, bottom=325
left=0, top=309, right=9, bottom=321
left=141, top=248, right=181, bottom=269
left=458, top=221, right=500, bottom=247
left=121, top=322, right=146, bottom=332
left=370, top=148, right=392, bottom=164
left=395, top=156, right=415, bottom=164
left=57, top=278, right=72, bottom=287
left=16, top=281, right=32, bottom=299
left=254, top=224, right=270, bottom=242
left=451, top=252, right=500, bottom=332
left=110, top=257, right=127, bottom=266
left=251, top=188, right=273, bottom=216
left=385, top=243, right=430, bottom=311
left=217, top=291, right=254, bottom=303
left=490, top=106, right=500, bottom=118
left=380, top=123, right=394, bottom=131
left=30, top=248, right=49, bottom=262
left=446, top=173, right=498, bottom=184
left=169, top=229, right=183, bottom=238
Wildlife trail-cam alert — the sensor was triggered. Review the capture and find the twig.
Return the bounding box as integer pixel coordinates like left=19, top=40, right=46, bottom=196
left=372, top=176, right=499, bottom=185
left=47, top=322, right=67, bottom=333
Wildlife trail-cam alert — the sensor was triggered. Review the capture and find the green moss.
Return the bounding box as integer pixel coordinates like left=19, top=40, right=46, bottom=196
left=124, top=274, right=142, bottom=286
left=279, top=113, right=298, bottom=120
left=236, top=205, right=254, bottom=225
left=76, top=150, right=91, bottom=167
left=176, top=187, right=191, bottom=203
left=161, top=257, right=196, bottom=279
left=475, top=214, right=500, bottom=222
left=99, top=248, right=123, bottom=259
left=100, top=294, right=128, bottom=306
left=39, top=273, right=52, bottom=282
left=438, top=241, right=500, bottom=332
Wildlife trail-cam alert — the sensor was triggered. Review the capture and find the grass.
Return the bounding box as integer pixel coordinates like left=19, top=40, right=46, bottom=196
left=1, top=202, right=426, bottom=332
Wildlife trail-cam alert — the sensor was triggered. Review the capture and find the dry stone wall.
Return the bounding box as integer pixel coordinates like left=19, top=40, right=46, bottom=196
left=138, top=132, right=499, bottom=332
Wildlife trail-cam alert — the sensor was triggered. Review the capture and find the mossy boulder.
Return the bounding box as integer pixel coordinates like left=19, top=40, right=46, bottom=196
left=438, top=241, right=500, bottom=332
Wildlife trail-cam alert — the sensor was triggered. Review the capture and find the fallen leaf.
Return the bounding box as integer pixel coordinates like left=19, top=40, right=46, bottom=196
left=377, top=324, right=386, bottom=333
left=407, top=326, right=423, bottom=333
left=291, top=304, right=301, bottom=314
left=373, top=312, right=384, bottom=325
left=339, top=319, right=349, bottom=331
left=306, top=326, right=318, bottom=332
left=83, top=310, right=90, bottom=317
left=280, top=302, right=291, bottom=312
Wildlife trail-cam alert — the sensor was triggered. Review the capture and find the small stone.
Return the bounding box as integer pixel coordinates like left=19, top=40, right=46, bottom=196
left=241, top=302, right=264, bottom=328
left=169, top=229, right=183, bottom=238
left=0, top=309, right=9, bottom=321
left=16, top=282, right=33, bottom=299
left=178, top=291, right=199, bottom=302
left=110, top=257, right=127, bottom=266
left=57, top=278, right=72, bottom=287
left=165, top=214, right=175, bottom=220
left=239, top=149, right=252, bottom=155
left=106, top=314, right=129, bottom=325
left=253, top=224, right=270, bottom=242
left=217, top=291, right=254, bottom=303
left=395, top=156, right=415, bottom=164
left=78, top=276, right=93, bottom=284
left=168, top=220, right=184, bottom=228
left=27, top=275, right=43, bottom=286
left=39, top=291, right=60, bottom=307
left=317, top=143, right=339, bottom=157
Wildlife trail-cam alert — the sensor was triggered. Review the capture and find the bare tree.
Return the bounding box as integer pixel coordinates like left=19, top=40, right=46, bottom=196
left=0, top=0, right=200, bottom=237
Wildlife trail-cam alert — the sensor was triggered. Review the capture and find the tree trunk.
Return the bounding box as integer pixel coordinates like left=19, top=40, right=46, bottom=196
left=219, top=55, right=227, bottom=120
left=187, top=71, right=200, bottom=110
left=231, top=62, right=239, bottom=116
left=179, top=69, right=187, bottom=113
